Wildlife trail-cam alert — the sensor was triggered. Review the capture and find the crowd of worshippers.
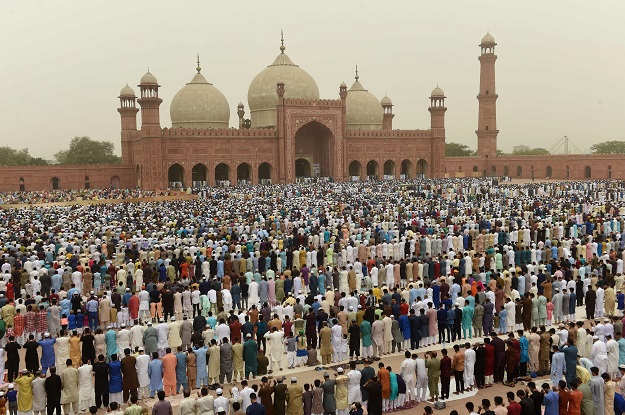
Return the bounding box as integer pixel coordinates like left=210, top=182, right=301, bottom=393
left=0, top=179, right=623, bottom=415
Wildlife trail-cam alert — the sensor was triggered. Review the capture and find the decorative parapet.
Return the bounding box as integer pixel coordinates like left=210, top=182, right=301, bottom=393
left=283, top=98, right=342, bottom=106
left=345, top=129, right=433, bottom=138
left=161, top=127, right=277, bottom=138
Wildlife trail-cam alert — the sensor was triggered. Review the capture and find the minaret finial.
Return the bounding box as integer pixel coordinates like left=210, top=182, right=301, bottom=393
left=196, top=54, right=201, bottom=73
left=280, top=30, right=285, bottom=53
left=355, top=65, right=359, bottom=81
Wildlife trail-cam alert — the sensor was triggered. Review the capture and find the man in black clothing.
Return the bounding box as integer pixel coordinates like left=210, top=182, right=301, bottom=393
left=361, top=376, right=382, bottom=415
left=92, top=354, right=110, bottom=408
left=516, top=389, right=535, bottom=415
left=81, top=328, right=96, bottom=365
left=23, top=335, right=40, bottom=374
left=526, top=382, right=543, bottom=415
left=5, top=336, right=21, bottom=382
left=44, top=366, right=62, bottom=415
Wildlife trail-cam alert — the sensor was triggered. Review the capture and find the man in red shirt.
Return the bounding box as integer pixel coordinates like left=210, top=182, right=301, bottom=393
left=505, top=391, right=521, bottom=415
left=440, top=348, right=452, bottom=400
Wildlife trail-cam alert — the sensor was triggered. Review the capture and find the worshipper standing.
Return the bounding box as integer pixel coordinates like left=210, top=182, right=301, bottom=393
left=148, top=352, right=164, bottom=398
left=590, top=367, right=605, bottom=415
left=93, top=354, right=109, bottom=409
left=321, top=372, right=337, bottom=415
left=31, top=371, right=45, bottom=415
left=361, top=376, right=382, bottom=415
left=109, top=354, right=123, bottom=405
left=77, top=358, right=93, bottom=412
left=121, top=348, right=139, bottom=403
left=151, top=391, right=173, bottom=415
left=44, top=367, right=62, bottom=415
left=335, top=368, right=348, bottom=415
left=243, top=334, right=258, bottom=380
left=136, top=347, right=150, bottom=399
left=15, top=369, right=34, bottom=415
left=60, top=359, right=79, bottom=415
left=162, top=348, right=177, bottom=396
left=286, top=377, right=304, bottom=415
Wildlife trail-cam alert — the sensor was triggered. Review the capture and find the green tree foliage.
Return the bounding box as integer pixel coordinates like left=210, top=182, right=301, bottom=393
left=0, top=146, right=49, bottom=166
left=54, top=136, right=121, bottom=165
left=445, top=142, right=475, bottom=157
left=512, top=147, right=550, bottom=156
left=590, top=140, right=625, bottom=154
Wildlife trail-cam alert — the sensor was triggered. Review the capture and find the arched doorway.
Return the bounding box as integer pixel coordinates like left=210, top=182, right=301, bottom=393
left=192, top=163, right=207, bottom=186
left=546, top=166, right=552, bottom=178
left=168, top=164, right=184, bottom=188
left=294, top=121, right=333, bottom=178
left=110, top=176, right=121, bottom=188
left=416, top=159, right=428, bottom=178
left=401, top=160, right=412, bottom=180
left=584, top=166, right=591, bottom=178
left=348, top=161, right=362, bottom=181
left=215, top=163, right=230, bottom=184
left=237, top=163, right=251, bottom=184
left=383, top=160, right=396, bottom=180
left=608, top=165, right=612, bottom=179
left=295, top=158, right=312, bottom=178
left=258, top=162, right=272, bottom=184
left=503, top=166, right=509, bottom=177
left=366, top=160, right=379, bottom=181
left=490, top=165, right=496, bottom=176
left=516, top=166, right=522, bottom=177
left=51, top=177, right=60, bottom=190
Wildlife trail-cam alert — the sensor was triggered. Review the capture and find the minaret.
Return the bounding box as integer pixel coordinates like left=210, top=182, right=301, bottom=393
left=476, top=33, right=498, bottom=158
left=237, top=102, right=245, bottom=129
left=117, top=84, right=138, bottom=164
left=381, top=95, right=394, bottom=130
left=429, top=86, right=447, bottom=178
left=137, top=69, right=162, bottom=130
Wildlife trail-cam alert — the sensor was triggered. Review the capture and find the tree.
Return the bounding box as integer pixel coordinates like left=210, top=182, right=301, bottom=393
left=512, top=147, right=550, bottom=156
left=0, top=146, right=48, bottom=166
left=590, top=140, right=625, bottom=154
left=54, top=136, right=121, bottom=165
left=445, top=142, right=475, bottom=157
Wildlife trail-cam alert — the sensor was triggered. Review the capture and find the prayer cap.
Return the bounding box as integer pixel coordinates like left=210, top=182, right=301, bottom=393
left=216, top=388, right=223, bottom=395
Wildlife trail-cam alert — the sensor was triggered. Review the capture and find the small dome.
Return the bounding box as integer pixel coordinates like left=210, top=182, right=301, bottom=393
left=481, top=33, right=496, bottom=46
left=346, top=73, right=383, bottom=130
left=140, top=71, right=158, bottom=85
left=381, top=95, right=392, bottom=105
left=248, top=39, right=319, bottom=128
left=119, top=84, right=135, bottom=97
left=237, top=102, right=244, bottom=108
left=340, top=82, right=347, bottom=88
left=170, top=68, right=230, bottom=129
left=431, top=86, right=445, bottom=97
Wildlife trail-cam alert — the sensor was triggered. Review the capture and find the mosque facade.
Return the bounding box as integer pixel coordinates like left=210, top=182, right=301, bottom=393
left=0, top=34, right=623, bottom=192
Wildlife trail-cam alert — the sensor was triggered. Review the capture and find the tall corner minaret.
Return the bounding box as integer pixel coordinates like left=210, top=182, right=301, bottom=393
left=429, top=86, right=447, bottom=178
left=476, top=33, right=498, bottom=159
left=117, top=84, right=138, bottom=165
left=137, top=70, right=162, bottom=131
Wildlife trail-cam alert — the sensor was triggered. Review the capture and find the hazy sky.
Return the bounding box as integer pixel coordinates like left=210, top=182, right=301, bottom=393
left=2, top=1, right=624, bottom=158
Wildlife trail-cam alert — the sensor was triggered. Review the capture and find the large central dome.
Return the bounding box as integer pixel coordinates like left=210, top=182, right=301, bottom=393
left=247, top=38, right=319, bottom=128
left=170, top=61, right=230, bottom=129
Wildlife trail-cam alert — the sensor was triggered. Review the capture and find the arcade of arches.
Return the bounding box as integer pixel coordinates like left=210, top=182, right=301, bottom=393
left=348, top=159, right=428, bottom=180
left=167, top=162, right=276, bottom=186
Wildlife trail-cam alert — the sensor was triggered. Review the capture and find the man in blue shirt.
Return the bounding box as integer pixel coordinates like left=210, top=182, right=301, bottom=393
left=541, top=382, right=559, bottom=415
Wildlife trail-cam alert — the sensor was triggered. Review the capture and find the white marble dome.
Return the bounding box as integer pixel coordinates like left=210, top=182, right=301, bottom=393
left=170, top=67, right=230, bottom=129
left=345, top=73, right=382, bottom=130
left=247, top=43, right=319, bottom=128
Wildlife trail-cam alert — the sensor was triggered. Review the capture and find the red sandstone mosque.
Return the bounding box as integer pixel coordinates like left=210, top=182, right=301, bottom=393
left=3, top=33, right=623, bottom=192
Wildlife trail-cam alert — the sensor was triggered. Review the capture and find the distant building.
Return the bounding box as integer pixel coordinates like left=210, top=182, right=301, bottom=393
left=0, top=33, right=621, bottom=191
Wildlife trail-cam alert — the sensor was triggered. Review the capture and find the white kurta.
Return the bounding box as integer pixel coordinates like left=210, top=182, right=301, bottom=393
left=347, top=369, right=362, bottom=404
left=607, top=339, right=619, bottom=374
left=78, top=364, right=93, bottom=402
left=464, top=349, right=476, bottom=387
left=136, top=353, right=151, bottom=387
left=264, top=330, right=284, bottom=363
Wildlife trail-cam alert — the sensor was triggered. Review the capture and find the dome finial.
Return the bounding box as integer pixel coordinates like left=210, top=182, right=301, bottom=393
left=280, top=30, right=285, bottom=54
left=355, top=65, right=359, bottom=81
left=196, top=54, right=201, bottom=73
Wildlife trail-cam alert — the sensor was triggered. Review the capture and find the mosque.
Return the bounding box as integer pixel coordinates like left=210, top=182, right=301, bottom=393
left=1, top=33, right=623, bottom=192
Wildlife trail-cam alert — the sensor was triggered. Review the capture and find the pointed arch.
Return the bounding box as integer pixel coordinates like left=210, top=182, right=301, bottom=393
left=168, top=163, right=184, bottom=188
left=192, top=163, right=208, bottom=186
left=383, top=160, right=396, bottom=180
left=237, top=162, right=252, bottom=184
left=401, top=159, right=412, bottom=179
left=215, top=163, right=230, bottom=183
left=348, top=161, right=362, bottom=180
left=366, top=160, right=379, bottom=180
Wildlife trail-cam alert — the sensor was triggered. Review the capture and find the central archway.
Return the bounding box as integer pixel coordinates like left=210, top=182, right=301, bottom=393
left=294, top=121, right=333, bottom=178
left=416, top=159, right=428, bottom=178
left=383, top=160, right=396, bottom=180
